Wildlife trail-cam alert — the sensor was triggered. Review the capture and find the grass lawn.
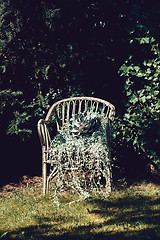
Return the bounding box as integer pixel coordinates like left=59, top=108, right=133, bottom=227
left=0, top=176, right=160, bottom=240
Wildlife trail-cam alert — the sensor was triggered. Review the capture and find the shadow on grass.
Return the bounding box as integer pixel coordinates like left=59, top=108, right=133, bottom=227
left=1, top=225, right=160, bottom=240
left=1, top=195, right=160, bottom=240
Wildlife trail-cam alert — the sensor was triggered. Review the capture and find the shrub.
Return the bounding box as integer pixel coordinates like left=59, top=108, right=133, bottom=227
left=114, top=34, right=160, bottom=175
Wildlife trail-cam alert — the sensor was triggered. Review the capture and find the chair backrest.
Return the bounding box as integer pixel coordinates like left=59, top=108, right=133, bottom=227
left=45, top=97, right=115, bottom=131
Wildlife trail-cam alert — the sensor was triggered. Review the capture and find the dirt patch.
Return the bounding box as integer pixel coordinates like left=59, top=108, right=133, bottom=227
left=0, top=175, right=43, bottom=197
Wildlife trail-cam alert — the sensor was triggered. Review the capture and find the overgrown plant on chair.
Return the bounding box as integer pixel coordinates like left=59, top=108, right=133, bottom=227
left=37, top=97, right=115, bottom=204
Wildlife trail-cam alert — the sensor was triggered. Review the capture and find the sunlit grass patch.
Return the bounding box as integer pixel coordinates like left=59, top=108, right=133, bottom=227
left=0, top=180, right=160, bottom=239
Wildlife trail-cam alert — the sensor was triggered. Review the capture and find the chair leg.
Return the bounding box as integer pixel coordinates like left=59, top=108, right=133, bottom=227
left=43, top=162, right=47, bottom=195
left=42, top=147, right=47, bottom=195
left=46, top=177, right=50, bottom=194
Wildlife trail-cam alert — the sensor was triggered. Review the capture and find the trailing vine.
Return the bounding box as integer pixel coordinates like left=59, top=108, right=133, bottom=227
left=49, top=112, right=111, bottom=205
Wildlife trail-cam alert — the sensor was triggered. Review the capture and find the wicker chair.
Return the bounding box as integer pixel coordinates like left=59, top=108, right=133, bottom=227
left=37, top=97, right=115, bottom=195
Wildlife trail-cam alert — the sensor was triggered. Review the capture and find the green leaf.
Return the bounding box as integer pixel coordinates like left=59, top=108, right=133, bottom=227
left=146, top=95, right=151, bottom=100
left=129, top=94, right=139, bottom=104
left=140, top=37, right=150, bottom=44
left=1, top=65, right=6, bottom=73
left=124, top=113, right=130, bottom=119
left=154, top=90, right=159, bottom=96
left=156, top=100, right=160, bottom=108
left=126, top=89, right=132, bottom=96
left=140, top=145, right=145, bottom=152
left=134, top=66, right=140, bottom=72
left=133, top=137, right=138, bottom=145
left=137, top=72, right=144, bottom=77
left=147, top=62, right=152, bottom=67
left=140, top=96, right=146, bottom=103
left=126, top=137, right=131, bottom=142
left=145, top=86, right=151, bottom=91
left=143, top=60, right=147, bottom=66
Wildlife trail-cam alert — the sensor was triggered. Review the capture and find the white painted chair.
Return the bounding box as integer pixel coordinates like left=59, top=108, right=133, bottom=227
left=37, top=97, right=115, bottom=195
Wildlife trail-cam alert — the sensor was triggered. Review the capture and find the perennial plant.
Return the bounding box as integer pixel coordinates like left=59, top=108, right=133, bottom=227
left=49, top=111, right=111, bottom=204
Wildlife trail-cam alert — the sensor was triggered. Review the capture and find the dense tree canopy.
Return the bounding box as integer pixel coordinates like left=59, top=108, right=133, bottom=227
left=0, top=0, right=160, bottom=181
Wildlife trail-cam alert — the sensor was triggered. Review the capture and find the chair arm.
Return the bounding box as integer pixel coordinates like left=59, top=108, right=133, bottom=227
left=37, top=119, right=51, bottom=149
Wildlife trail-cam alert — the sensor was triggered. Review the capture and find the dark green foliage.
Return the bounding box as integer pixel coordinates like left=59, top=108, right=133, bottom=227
left=0, top=89, right=31, bottom=140
left=113, top=32, right=160, bottom=174
left=0, top=0, right=160, bottom=177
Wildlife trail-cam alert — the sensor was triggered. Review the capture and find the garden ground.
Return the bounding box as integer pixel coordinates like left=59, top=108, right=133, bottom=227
left=0, top=176, right=160, bottom=240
